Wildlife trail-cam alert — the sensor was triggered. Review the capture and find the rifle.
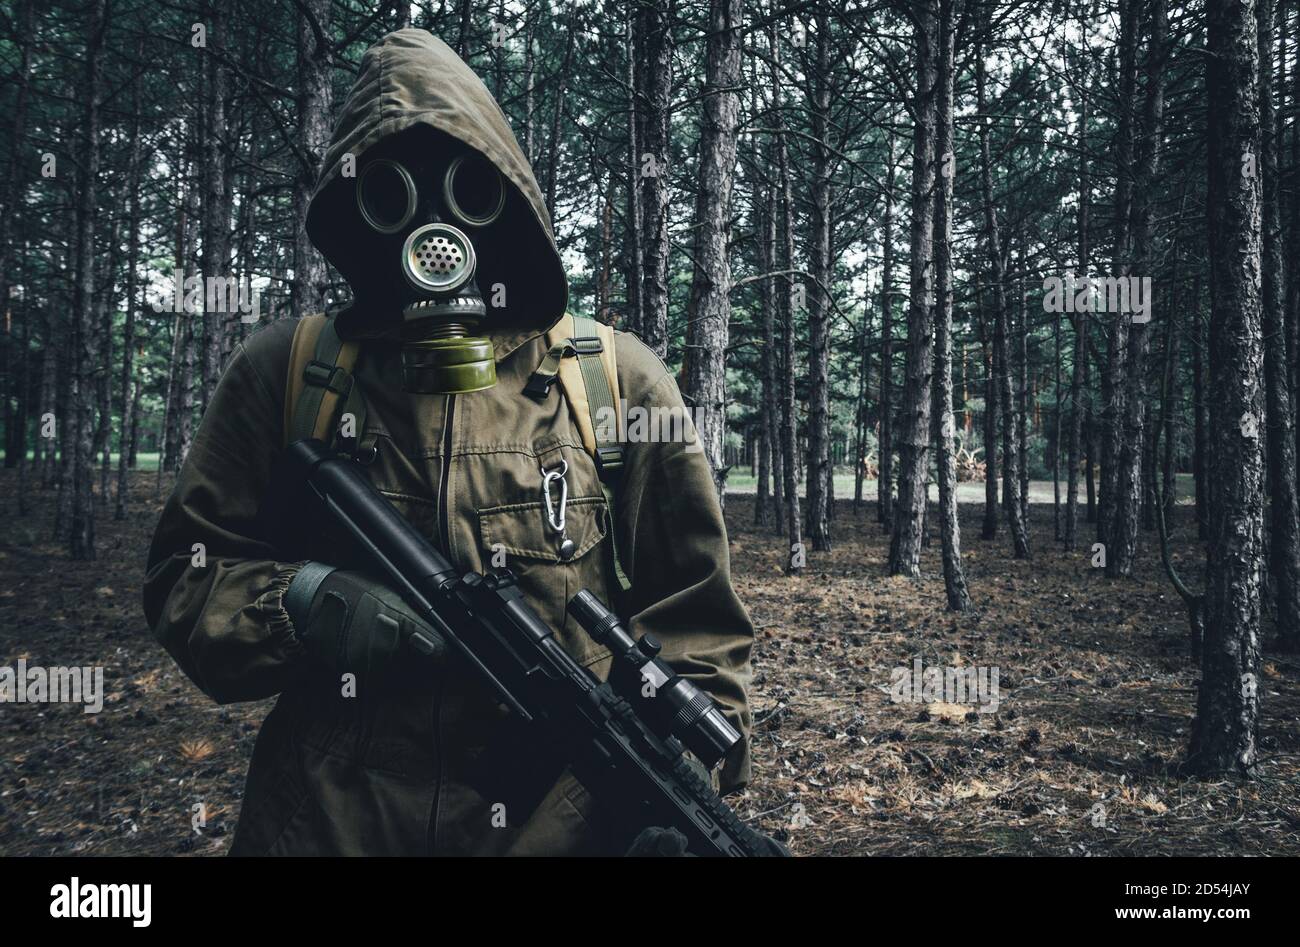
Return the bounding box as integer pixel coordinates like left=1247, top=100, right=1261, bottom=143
left=276, top=438, right=773, bottom=857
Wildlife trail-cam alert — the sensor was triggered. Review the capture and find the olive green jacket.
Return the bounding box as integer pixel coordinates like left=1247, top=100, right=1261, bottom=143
left=142, top=29, right=754, bottom=856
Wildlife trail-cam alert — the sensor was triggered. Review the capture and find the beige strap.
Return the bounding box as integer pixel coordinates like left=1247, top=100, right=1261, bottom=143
left=284, top=313, right=362, bottom=447
left=284, top=314, right=325, bottom=443
left=545, top=313, right=621, bottom=453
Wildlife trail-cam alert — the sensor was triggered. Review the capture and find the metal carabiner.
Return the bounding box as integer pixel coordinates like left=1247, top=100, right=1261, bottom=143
left=541, top=458, right=569, bottom=534
left=540, top=459, right=576, bottom=560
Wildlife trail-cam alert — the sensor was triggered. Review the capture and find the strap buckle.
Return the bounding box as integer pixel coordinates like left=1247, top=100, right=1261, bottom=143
left=303, top=360, right=353, bottom=396
left=524, top=372, right=558, bottom=400
left=570, top=336, right=604, bottom=356
left=594, top=445, right=624, bottom=480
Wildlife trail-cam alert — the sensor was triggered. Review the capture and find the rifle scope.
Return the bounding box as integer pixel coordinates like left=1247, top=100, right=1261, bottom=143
left=568, top=589, right=741, bottom=770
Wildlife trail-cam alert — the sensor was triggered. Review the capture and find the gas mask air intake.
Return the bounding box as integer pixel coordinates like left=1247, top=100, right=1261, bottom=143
left=354, top=149, right=506, bottom=394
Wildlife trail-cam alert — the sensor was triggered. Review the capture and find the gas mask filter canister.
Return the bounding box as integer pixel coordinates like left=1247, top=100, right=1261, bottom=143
left=355, top=151, right=507, bottom=394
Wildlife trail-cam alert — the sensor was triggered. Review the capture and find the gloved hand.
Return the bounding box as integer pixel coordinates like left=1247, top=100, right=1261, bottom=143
left=624, top=823, right=790, bottom=857
left=624, top=754, right=791, bottom=857
left=625, top=826, right=693, bottom=857
left=741, top=826, right=791, bottom=857
left=284, top=562, right=445, bottom=680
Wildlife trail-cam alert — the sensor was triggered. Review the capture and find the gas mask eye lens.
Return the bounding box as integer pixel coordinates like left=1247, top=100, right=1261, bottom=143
left=443, top=154, right=505, bottom=227
left=357, top=159, right=417, bottom=233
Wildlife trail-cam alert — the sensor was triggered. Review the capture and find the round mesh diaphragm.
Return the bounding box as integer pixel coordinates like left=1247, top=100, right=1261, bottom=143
left=401, top=223, right=475, bottom=294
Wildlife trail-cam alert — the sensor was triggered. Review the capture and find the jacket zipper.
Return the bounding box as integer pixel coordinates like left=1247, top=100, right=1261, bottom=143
left=439, top=393, right=456, bottom=555
left=429, top=391, right=456, bottom=855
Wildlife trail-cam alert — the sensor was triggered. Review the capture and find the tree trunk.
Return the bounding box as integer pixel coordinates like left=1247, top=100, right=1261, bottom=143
left=1192, top=297, right=1209, bottom=538
left=201, top=1, right=231, bottom=411
left=1085, top=395, right=1097, bottom=522
left=39, top=306, right=58, bottom=491
left=769, top=20, right=802, bottom=573
left=292, top=0, right=332, bottom=319
left=1160, top=301, right=1181, bottom=525
left=1258, top=0, right=1300, bottom=649
left=1053, top=300, right=1063, bottom=541
left=176, top=157, right=201, bottom=470
left=524, top=17, right=536, bottom=165
left=115, top=49, right=144, bottom=519
left=887, top=0, right=939, bottom=577
left=931, top=0, right=970, bottom=610
left=625, top=5, right=644, bottom=336
left=1099, top=0, right=1140, bottom=550
left=878, top=131, right=898, bottom=529
left=853, top=304, right=872, bottom=516
left=977, top=51, right=1030, bottom=559
left=804, top=12, right=833, bottom=550
left=1289, top=0, right=1300, bottom=480
left=0, top=0, right=32, bottom=471
left=980, top=317, right=999, bottom=540
left=757, top=142, right=780, bottom=528
left=14, top=246, right=32, bottom=514
left=1188, top=0, right=1265, bottom=777
left=1110, top=0, right=1165, bottom=577
left=636, top=0, right=674, bottom=357
left=1065, top=25, right=1091, bottom=551
left=683, top=0, right=744, bottom=502
left=457, top=0, right=473, bottom=56
left=1016, top=243, right=1030, bottom=526
left=764, top=146, right=785, bottom=529
left=68, top=0, right=108, bottom=560
left=93, top=214, right=119, bottom=510
left=543, top=17, right=576, bottom=222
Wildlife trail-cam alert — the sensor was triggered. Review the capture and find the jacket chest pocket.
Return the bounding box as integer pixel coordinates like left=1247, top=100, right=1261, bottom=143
left=476, top=495, right=612, bottom=668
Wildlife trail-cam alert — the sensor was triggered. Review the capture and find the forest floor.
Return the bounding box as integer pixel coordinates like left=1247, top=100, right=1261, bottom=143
left=2, top=469, right=1298, bottom=856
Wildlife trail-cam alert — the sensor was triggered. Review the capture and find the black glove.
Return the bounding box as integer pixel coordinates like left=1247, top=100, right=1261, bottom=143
left=625, top=754, right=791, bottom=857
left=626, top=826, right=693, bottom=857
left=284, top=562, right=445, bottom=680
left=624, top=823, right=789, bottom=857
left=743, top=826, right=791, bottom=857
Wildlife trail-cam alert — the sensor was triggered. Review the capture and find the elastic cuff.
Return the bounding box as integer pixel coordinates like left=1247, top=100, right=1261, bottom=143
left=261, top=562, right=308, bottom=653
left=283, top=560, right=340, bottom=633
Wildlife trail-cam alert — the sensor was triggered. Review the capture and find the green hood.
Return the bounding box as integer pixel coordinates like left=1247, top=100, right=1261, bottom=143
left=305, top=29, right=568, bottom=337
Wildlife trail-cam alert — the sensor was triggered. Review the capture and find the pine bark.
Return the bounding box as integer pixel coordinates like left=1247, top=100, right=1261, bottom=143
left=68, top=0, right=108, bottom=560
left=769, top=21, right=802, bottom=572
left=878, top=132, right=898, bottom=528
left=804, top=12, right=833, bottom=550
left=931, top=0, right=970, bottom=609
left=683, top=0, right=744, bottom=501
left=1188, top=0, right=1265, bottom=777
left=292, top=0, right=332, bottom=319
left=0, top=0, right=32, bottom=470
left=979, top=310, right=999, bottom=540
left=115, top=43, right=144, bottom=519
left=625, top=6, right=644, bottom=336
left=1110, top=0, right=1165, bottom=577
left=1065, top=33, right=1091, bottom=551
left=1258, top=0, right=1300, bottom=649
left=1099, top=0, right=1140, bottom=550
left=757, top=142, right=782, bottom=528
left=201, top=1, right=231, bottom=409
left=977, top=51, right=1030, bottom=558
left=635, top=0, right=674, bottom=357
left=888, top=0, right=939, bottom=577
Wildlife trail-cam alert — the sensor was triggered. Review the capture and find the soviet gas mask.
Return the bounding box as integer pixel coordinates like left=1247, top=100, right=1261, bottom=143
left=353, top=145, right=506, bottom=393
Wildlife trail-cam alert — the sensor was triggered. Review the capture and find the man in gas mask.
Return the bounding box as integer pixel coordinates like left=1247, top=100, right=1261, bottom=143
left=144, top=29, right=761, bottom=856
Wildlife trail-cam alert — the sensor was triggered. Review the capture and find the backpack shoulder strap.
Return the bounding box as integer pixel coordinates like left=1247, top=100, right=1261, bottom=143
left=533, top=313, right=631, bottom=591
left=542, top=314, right=621, bottom=457
left=284, top=313, right=367, bottom=451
